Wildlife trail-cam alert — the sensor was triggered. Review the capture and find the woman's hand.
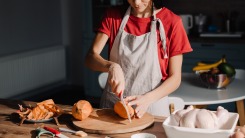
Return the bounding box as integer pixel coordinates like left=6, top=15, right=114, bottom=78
left=108, top=63, right=125, bottom=96
left=126, top=94, right=152, bottom=118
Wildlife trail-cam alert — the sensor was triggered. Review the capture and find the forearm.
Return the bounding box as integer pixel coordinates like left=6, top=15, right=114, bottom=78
left=85, top=51, right=114, bottom=72
left=85, top=50, right=125, bottom=94
left=146, top=73, right=181, bottom=103
left=84, top=32, right=119, bottom=72
left=145, top=55, right=183, bottom=103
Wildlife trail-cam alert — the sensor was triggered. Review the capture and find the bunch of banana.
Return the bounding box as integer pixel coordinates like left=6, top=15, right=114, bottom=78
left=192, top=56, right=227, bottom=71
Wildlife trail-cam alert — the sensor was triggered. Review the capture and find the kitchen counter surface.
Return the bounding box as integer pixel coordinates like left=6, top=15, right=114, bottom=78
left=0, top=99, right=243, bottom=138
left=0, top=99, right=167, bottom=138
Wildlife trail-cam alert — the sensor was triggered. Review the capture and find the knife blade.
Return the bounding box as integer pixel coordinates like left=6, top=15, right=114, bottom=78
left=119, top=91, right=132, bottom=123
left=44, top=126, right=69, bottom=138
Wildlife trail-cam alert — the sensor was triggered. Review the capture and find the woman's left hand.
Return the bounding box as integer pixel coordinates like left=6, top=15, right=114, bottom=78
left=125, top=94, right=152, bottom=118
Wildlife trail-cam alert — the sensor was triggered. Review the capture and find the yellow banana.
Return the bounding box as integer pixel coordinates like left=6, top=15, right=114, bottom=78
left=197, top=62, right=208, bottom=66
left=196, top=57, right=227, bottom=66
left=193, top=57, right=226, bottom=71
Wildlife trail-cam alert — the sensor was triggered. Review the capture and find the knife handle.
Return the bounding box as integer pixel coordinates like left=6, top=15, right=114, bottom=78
left=44, top=126, right=60, bottom=135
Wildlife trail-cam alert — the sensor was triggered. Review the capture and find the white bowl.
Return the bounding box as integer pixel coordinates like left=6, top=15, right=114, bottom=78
left=162, top=110, right=239, bottom=138
left=131, top=133, right=156, bottom=138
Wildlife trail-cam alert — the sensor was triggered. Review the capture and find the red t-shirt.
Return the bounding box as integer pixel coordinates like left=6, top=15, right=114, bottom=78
left=97, top=7, right=193, bottom=80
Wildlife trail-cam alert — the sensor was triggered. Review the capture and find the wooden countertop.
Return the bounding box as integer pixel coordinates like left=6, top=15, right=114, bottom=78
left=0, top=99, right=243, bottom=138
left=0, top=99, right=167, bottom=138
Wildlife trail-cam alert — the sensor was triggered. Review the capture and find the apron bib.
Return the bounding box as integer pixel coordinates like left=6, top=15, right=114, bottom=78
left=100, top=6, right=170, bottom=116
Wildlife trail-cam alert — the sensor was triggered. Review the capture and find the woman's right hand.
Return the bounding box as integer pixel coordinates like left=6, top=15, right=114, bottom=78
left=108, top=63, right=125, bottom=96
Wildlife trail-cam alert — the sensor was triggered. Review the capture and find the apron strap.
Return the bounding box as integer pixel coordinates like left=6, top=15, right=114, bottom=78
left=152, top=3, right=157, bottom=20
left=120, top=5, right=168, bottom=59
left=152, top=3, right=168, bottom=59
left=157, top=19, right=168, bottom=59
left=119, top=7, right=131, bottom=31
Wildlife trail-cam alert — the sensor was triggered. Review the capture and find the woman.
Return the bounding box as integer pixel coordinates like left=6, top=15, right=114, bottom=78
left=85, top=0, right=193, bottom=118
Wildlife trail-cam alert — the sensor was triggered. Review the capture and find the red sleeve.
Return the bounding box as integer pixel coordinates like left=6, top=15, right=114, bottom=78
left=97, top=9, right=112, bottom=37
left=157, top=9, right=193, bottom=80
left=168, top=18, right=193, bottom=57
left=97, top=7, right=123, bottom=52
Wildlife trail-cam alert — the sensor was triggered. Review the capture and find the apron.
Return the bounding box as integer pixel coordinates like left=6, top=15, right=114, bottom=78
left=100, top=6, right=170, bottom=117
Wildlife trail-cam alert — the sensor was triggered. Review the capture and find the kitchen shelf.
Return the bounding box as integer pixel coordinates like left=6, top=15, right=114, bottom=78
left=200, top=32, right=243, bottom=38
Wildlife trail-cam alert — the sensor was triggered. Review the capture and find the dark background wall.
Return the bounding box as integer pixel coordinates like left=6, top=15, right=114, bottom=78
left=0, top=0, right=62, bottom=56
left=165, top=0, right=245, bottom=33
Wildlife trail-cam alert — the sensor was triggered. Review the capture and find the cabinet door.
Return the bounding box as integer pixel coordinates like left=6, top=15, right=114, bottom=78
left=92, top=0, right=124, bottom=31
left=182, top=42, right=245, bottom=72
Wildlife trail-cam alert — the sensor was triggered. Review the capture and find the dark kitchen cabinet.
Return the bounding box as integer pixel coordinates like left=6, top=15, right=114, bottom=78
left=92, top=0, right=124, bottom=31
left=182, top=42, right=245, bottom=72
left=92, top=1, right=109, bottom=31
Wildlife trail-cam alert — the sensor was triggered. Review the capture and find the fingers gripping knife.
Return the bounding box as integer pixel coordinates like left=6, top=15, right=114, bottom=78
left=119, top=90, right=132, bottom=123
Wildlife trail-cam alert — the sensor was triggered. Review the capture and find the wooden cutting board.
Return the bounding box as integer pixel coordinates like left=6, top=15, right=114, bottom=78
left=72, top=108, right=154, bottom=134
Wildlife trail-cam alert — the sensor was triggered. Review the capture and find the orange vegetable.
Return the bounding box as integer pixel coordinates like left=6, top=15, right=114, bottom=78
left=72, top=100, right=93, bottom=121
left=17, top=99, right=62, bottom=120
left=114, top=101, right=134, bottom=119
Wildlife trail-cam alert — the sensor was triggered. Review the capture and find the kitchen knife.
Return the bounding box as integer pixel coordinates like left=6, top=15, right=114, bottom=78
left=44, top=126, right=69, bottom=138
left=119, top=91, right=132, bottom=123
